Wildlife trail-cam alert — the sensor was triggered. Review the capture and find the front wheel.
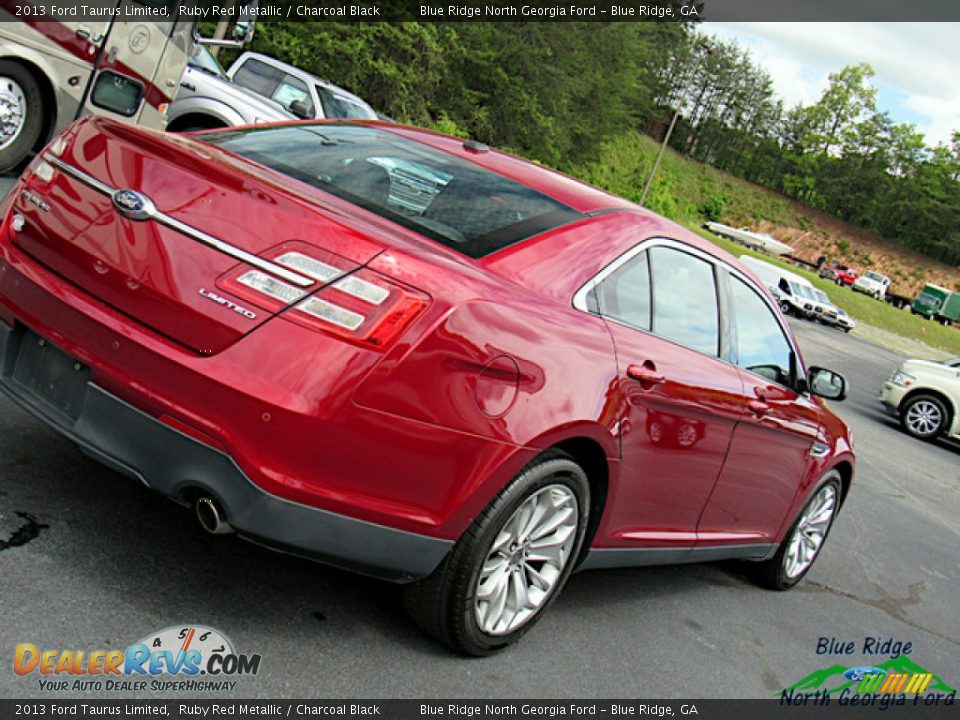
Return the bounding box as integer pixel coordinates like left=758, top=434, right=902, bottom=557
left=900, top=394, right=948, bottom=440
left=779, top=301, right=792, bottom=315
left=404, top=451, right=590, bottom=655
left=750, top=472, right=841, bottom=590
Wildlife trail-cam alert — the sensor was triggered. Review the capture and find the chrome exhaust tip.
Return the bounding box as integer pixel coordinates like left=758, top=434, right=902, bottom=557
left=195, top=497, right=233, bottom=535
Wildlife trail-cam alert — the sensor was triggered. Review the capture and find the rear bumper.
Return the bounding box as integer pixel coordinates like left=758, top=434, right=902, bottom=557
left=0, top=320, right=451, bottom=582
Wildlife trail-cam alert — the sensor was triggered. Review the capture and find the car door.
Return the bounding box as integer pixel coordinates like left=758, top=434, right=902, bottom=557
left=585, top=241, right=748, bottom=550
left=82, top=12, right=181, bottom=129
left=698, top=269, right=825, bottom=545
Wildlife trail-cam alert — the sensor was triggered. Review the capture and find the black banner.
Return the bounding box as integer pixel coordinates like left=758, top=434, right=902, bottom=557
left=1, top=699, right=959, bottom=719
left=2, top=0, right=959, bottom=23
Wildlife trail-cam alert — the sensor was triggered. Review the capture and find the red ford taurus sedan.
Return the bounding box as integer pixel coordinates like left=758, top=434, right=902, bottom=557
left=0, top=118, right=854, bottom=654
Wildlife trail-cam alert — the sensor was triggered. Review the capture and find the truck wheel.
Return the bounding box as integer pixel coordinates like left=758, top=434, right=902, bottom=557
left=900, top=394, right=948, bottom=440
left=779, top=301, right=792, bottom=315
left=0, top=62, right=45, bottom=174
left=403, top=450, right=590, bottom=655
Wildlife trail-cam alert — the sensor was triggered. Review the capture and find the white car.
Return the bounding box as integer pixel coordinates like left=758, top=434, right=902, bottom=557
left=853, top=270, right=891, bottom=299
left=880, top=357, right=960, bottom=440
left=836, top=308, right=856, bottom=333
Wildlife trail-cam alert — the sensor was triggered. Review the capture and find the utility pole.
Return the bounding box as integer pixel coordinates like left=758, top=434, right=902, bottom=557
left=640, top=42, right=711, bottom=207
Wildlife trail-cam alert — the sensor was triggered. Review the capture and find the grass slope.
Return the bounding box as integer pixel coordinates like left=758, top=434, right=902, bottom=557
left=579, top=133, right=960, bottom=356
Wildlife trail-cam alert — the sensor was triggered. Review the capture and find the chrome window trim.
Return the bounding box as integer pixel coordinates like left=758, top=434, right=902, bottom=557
left=45, top=156, right=316, bottom=289
left=572, top=236, right=807, bottom=385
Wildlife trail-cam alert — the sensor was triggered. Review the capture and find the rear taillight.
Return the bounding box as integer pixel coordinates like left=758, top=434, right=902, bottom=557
left=287, top=267, right=428, bottom=349
left=23, top=131, right=71, bottom=189
left=217, top=242, right=428, bottom=349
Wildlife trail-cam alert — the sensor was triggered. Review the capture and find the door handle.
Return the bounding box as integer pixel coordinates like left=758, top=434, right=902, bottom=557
left=76, top=25, right=103, bottom=43
left=180, top=82, right=196, bottom=92
left=626, top=362, right=665, bottom=386
left=748, top=399, right=769, bottom=417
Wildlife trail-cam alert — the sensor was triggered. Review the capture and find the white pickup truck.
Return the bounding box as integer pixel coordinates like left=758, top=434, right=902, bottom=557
left=852, top=270, right=891, bottom=299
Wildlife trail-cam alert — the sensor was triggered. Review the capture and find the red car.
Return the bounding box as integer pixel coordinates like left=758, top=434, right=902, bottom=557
left=820, top=262, right=859, bottom=286
left=0, top=118, right=855, bottom=655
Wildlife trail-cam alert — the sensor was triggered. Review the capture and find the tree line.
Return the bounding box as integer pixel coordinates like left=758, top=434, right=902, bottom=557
left=244, top=20, right=960, bottom=265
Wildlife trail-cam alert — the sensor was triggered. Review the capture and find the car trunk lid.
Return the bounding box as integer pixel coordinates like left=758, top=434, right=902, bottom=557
left=10, top=118, right=386, bottom=354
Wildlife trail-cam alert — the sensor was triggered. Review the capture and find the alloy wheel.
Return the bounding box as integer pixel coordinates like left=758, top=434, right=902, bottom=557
left=905, top=399, right=943, bottom=437
left=474, top=484, right=579, bottom=636
left=783, top=483, right=837, bottom=579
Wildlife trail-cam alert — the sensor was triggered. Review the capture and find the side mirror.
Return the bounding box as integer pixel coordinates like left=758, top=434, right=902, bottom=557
left=808, top=366, right=847, bottom=401
left=194, top=0, right=257, bottom=48
left=289, top=100, right=311, bottom=119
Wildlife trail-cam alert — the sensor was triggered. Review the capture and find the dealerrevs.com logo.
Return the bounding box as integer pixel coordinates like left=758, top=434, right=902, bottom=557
left=14, top=625, right=261, bottom=692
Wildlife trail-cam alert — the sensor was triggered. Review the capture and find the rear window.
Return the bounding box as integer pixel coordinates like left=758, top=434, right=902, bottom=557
left=199, top=124, right=583, bottom=258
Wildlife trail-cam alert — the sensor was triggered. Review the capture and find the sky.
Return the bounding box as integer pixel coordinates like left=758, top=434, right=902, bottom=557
left=705, top=23, right=959, bottom=149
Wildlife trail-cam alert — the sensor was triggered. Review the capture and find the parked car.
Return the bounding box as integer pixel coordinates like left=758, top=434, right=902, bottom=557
left=739, top=255, right=818, bottom=319
left=880, top=357, right=960, bottom=440
left=227, top=51, right=377, bottom=121
left=166, top=44, right=297, bottom=132
left=1, top=117, right=854, bottom=655
left=852, top=270, right=891, bottom=299
left=820, top=262, right=858, bottom=286
left=810, top=288, right=849, bottom=331
left=835, top=308, right=856, bottom=333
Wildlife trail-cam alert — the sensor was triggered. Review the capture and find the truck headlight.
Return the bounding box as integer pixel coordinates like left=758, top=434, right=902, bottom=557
left=891, top=371, right=915, bottom=387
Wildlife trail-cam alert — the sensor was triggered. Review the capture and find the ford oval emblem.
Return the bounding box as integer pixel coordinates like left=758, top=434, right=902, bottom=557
left=111, top=189, right=155, bottom=221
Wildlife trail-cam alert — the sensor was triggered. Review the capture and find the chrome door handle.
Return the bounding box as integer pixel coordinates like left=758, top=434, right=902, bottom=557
left=627, top=362, right=665, bottom=386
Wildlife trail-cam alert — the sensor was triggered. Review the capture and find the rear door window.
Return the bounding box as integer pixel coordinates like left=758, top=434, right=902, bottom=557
left=649, top=246, right=720, bottom=357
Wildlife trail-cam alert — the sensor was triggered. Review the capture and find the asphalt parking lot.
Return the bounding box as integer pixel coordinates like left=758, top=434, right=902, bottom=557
left=0, top=173, right=958, bottom=698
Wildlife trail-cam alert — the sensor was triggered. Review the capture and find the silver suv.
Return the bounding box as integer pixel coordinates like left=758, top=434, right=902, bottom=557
left=166, top=48, right=377, bottom=133
left=166, top=45, right=295, bottom=131
left=227, top=51, right=377, bottom=121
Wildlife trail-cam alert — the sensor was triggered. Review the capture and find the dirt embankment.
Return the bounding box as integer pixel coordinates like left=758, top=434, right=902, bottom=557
left=748, top=208, right=960, bottom=296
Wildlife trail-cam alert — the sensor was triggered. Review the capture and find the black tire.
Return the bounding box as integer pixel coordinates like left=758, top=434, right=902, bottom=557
left=403, top=450, right=590, bottom=656
left=779, top=301, right=792, bottom=316
left=749, top=472, right=842, bottom=591
left=843, top=327, right=851, bottom=333
left=899, top=394, right=949, bottom=440
left=0, top=62, right=45, bottom=174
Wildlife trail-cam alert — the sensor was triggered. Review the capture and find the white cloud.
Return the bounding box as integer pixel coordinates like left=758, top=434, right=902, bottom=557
left=705, top=22, right=960, bottom=146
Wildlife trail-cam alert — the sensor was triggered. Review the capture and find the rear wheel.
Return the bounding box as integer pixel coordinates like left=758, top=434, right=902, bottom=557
left=900, top=394, right=948, bottom=440
left=779, top=301, right=792, bottom=315
left=404, top=451, right=589, bottom=655
left=0, top=62, right=45, bottom=173
left=750, top=473, right=841, bottom=590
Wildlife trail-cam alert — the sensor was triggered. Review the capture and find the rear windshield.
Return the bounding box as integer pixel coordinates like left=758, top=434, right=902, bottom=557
left=200, top=124, right=583, bottom=258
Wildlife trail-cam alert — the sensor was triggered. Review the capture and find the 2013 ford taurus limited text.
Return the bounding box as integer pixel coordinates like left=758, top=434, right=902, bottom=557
left=0, top=118, right=854, bottom=655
